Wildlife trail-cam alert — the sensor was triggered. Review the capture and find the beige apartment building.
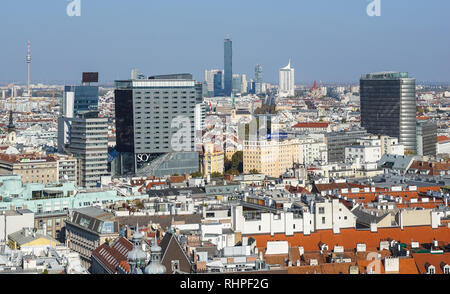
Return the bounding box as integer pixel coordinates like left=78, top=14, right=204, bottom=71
left=0, top=154, right=58, bottom=185
left=243, top=138, right=302, bottom=178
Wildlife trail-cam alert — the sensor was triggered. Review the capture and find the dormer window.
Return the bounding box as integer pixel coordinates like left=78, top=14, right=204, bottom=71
left=427, top=265, right=435, bottom=274
left=443, top=264, right=450, bottom=274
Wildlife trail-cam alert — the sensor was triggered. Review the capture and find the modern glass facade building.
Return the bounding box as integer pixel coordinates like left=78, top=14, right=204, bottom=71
left=114, top=74, right=202, bottom=177
left=224, top=38, right=233, bottom=97
left=213, top=71, right=223, bottom=97
left=63, top=85, right=99, bottom=117
left=416, top=120, right=437, bottom=156
left=360, top=72, right=416, bottom=153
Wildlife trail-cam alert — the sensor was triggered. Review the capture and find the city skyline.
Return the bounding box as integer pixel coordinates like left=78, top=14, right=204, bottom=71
left=0, top=0, right=449, bottom=84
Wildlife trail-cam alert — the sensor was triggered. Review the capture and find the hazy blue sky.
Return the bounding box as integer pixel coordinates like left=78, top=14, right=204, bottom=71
left=0, top=0, right=448, bottom=84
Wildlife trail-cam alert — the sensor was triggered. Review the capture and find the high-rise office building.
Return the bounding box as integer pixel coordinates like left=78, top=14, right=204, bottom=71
left=279, top=60, right=295, bottom=97
left=67, top=111, right=109, bottom=188
left=360, top=72, right=416, bottom=153
left=63, top=74, right=99, bottom=117
left=224, top=38, right=233, bottom=96
left=59, top=72, right=100, bottom=154
left=255, top=64, right=263, bottom=94
left=213, top=71, right=224, bottom=97
left=114, top=73, right=202, bottom=177
left=204, top=69, right=220, bottom=97
left=232, top=74, right=242, bottom=94
left=416, top=120, right=437, bottom=156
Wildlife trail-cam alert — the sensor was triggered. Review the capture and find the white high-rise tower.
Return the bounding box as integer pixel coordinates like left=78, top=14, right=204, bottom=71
left=279, top=60, right=295, bottom=97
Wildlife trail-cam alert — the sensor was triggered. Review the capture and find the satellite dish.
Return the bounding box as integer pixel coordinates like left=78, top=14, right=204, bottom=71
left=63, top=174, right=69, bottom=181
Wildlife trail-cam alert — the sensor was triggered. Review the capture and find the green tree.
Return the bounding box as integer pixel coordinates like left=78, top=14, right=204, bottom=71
left=190, top=171, right=202, bottom=178
left=230, top=151, right=243, bottom=173
left=210, top=172, right=223, bottom=178
left=249, top=169, right=259, bottom=174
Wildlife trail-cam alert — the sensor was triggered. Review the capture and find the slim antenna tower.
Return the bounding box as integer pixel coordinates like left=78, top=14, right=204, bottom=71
left=26, top=41, right=31, bottom=98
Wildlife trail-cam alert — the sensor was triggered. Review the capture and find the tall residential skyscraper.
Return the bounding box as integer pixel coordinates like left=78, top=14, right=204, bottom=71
left=254, top=64, right=263, bottom=94
left=279, top=60, right=295, bottom=97
left=114, top=73, right=202, bottom=177
left=360, top=72, right=416, bottom=153
left=224, top=38, right=233, bottom=96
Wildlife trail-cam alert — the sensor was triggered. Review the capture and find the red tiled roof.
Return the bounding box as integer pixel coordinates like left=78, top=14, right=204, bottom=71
left=246, top=226, right=450, bottom=253
left=0, top=153, right=55, bottom=163
left=170, top=176, right=185, bottom=183
left=292, top=122, right=330, bottom=128
left=409, top=161, right=450, bottom=176
left=91, top=237, right=133, bottom=274
left=437, top=136, right=450, bottom=143
left=412, top=252, right=450, bottom=274
left=285, top=185, right=310, bottom=194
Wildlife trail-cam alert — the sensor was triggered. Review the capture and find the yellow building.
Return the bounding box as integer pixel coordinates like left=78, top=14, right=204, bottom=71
left=243, top=138, right=302, bottom=178
left=200, top=143, right=225, bottom=177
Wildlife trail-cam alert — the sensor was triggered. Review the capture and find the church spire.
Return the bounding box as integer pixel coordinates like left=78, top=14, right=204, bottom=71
left=7, top=110, right=15, bottom=133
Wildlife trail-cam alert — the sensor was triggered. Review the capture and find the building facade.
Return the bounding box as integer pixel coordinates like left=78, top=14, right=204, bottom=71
left=0, top=154, right=58, bottom=185
left=65, top=207, right=119, bottom=270
left=224, top=38, right=233, bottom=96
left=325, top=129, right=368, bottom=163
left=243, top=138, right=302, bottom=178
left=200, top=143, right=225, bottom=177
left=67, top=112, right=109, bottom=188
left=114, top=74, right=202, bottom=177
left=360, top=72, right=416, bottom=153
left=416, top=120, right=437, bottom=156
left=279, top=60, right=295, bottom=97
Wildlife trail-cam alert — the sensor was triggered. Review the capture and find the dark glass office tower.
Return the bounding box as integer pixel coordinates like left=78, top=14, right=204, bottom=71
left=224, top=38, right=232, bottom=96
left=114, top=74, right=202, bottom=177
left=360, top=72, right=416, bottom=153
left=213, top=71, right=223, bottom=97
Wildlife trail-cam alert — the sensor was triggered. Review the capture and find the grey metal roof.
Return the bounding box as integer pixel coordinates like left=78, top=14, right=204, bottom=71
left=8, top=229, right=58, bottom=247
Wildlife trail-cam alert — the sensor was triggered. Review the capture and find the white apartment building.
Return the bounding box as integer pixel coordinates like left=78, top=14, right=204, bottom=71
left=345, top=136, right=381, bottom=164
left=437, top=136, right=450, bottom=155
left=279, top=60, right=295, bottom=98
left=301, top=139, right=328, bottom=165
left=231, top=199, right=356, bottom=236
left=380, top=136, right=405, bottom=156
